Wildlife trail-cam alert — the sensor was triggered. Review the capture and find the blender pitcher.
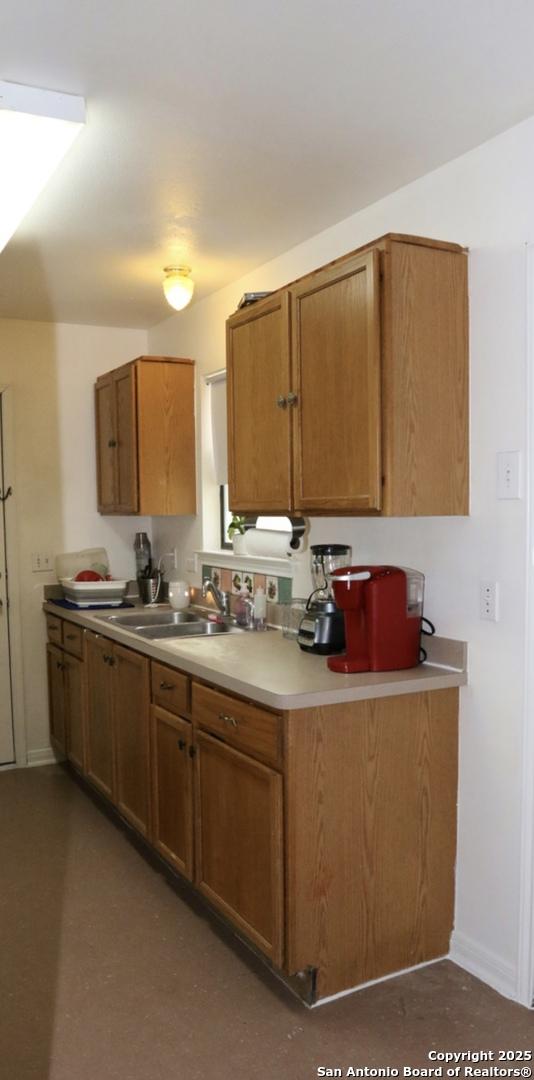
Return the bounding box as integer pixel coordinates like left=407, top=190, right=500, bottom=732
left=309, top=544, right=352, bottom=607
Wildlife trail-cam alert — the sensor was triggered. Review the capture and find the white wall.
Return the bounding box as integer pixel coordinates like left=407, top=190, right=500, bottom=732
left=0, top=318, right=147, bottom=760
left=148, top=114, right=534, bottom=1000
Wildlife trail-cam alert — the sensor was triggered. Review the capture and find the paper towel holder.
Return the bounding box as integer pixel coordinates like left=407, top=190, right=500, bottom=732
left=288, top=517, right=307, bottom=551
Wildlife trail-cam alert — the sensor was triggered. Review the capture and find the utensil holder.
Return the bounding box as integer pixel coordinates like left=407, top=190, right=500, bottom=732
left=137, top=576, right=161, bottom=605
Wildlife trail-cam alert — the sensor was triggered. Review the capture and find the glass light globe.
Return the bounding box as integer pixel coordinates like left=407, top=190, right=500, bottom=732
left=162, top=266, right=195, bottom=311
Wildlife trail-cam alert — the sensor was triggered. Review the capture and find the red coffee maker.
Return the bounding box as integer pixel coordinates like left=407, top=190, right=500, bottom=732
left=327, top=566, right=424, bottom=673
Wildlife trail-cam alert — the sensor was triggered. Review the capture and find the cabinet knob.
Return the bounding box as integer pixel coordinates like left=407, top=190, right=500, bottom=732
left=65, top=633, right=76, bottom=641
left=287, top=391, right=298, bottom=406
left=159, top=681, right=175, bottom=691
left=177, top=738, right=186, bottom=751
left=218, top=711, right=238, bottom=728
left=276, top=395, right=287, bottom=409
left=108, top=439, right=117, bottom=448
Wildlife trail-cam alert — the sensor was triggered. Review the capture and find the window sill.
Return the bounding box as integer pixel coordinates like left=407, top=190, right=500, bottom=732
left=196, top=549, right=293, bottom=579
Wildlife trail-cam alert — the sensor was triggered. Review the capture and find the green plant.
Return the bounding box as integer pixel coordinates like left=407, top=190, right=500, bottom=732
left=227, top=514, right=246, bottom=539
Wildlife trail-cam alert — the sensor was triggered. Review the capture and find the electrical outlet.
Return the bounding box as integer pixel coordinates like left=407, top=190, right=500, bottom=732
left=497, top=451, right=521, bottom=499
left=480, top=580, right=499, bottom=621
left=31, top=552, right=53, bottom=573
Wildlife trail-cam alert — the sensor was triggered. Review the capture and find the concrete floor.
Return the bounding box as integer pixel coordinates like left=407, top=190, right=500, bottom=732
left=0, top=765, right=532, bottom=1080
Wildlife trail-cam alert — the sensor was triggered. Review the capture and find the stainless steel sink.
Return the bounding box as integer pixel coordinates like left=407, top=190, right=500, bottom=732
left=136, top=621, right=241, bottom=640
left=104, top=610, right=203, bottom=629
left=94, top=606, right=242, bottom=640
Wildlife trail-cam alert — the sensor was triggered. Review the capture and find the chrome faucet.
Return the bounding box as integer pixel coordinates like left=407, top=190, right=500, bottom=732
left=202, top=578, right=230, bottom=616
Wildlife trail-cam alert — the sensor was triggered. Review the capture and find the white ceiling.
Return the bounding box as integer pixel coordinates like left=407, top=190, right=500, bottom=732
left=2, top=0, right=534, bottom=329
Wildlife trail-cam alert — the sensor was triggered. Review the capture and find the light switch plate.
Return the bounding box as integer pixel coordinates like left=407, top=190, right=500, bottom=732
left=31, top=552, right=53, bottom=573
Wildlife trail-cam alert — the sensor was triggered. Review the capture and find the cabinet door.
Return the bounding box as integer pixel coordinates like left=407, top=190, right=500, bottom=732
left=227, top=293, right=293, bottom=512
left=114, top=365, right=138, bottom=513
left=95, top=375, right=116, bottom=512
left=291, top=250, right=382, bottom=512
left=47, top=644, right=66, bottom=755
left=85, top=633, right=115, bottom=800
left=113, top=643, right=150, bottom=836
left=64, top=653, right=85, bottom=773
left=194, top=731, right=284, bottom=966
left=151, top=705, right=193, bottom=879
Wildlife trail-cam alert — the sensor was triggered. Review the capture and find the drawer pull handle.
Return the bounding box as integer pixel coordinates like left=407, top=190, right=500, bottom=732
left=177, top=738, right=186, bottom=751
left=65, top=633, right=77, bottom=641
left=218, top=712, right=238, bottom=728
left=160, top=681, right=175, bottom=691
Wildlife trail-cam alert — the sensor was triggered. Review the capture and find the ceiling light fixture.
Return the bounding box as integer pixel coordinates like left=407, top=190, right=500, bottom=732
left=0, top=80, right=85, bottom=254
left=162, top=266, right=195, bottom=311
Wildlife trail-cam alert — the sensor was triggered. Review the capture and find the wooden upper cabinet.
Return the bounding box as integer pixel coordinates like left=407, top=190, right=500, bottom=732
left=95, top=356, right=196, bottom=516
left=95, top=375, right=116, bottom=512
left=227, top=293, right=292, bottom=512
left=291, top=250, right=381, bottom=513
left=114, top=365, right=138, bottom=512
left=226, top=234, right=469, bottom=517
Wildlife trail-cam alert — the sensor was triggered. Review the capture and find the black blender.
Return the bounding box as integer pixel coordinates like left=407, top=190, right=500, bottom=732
left=297, top=544, right=352, bottom=654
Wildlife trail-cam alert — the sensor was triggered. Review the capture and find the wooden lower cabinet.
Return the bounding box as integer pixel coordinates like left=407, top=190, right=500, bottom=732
left=85, top=633, right=115, bottom=800
left=113, top=644, right=151, bottom=836
left=47, top=636, right=86, bottom=767
left=85, top=632, right=151, bottom=836
left=284, top=689, right=459, bottom=1000
left=47, top=644, right=66, bottom=755
left=63, top=653, right=86, bottom=773
left=151, top=705, right=193, bottom=879
left=47, top=615, right=460, bottom=1004
left=194, top=730, right=284, bottom=967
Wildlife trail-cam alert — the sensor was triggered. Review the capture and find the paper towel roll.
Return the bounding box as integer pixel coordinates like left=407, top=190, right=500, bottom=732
left=245, top=529, right=293, bottom=557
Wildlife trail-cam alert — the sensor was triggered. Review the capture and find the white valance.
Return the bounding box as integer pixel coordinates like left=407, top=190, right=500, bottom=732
left=205, top=368, right=227, bottom=485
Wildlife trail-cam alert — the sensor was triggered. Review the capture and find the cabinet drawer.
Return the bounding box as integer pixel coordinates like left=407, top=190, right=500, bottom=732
left=192, top=683, right=282, bottom=769
left=45, top=613, right=63, bottom=646
left=151, top=662, right=190, bottom=716
left=62, top=622, right=84, bottom=659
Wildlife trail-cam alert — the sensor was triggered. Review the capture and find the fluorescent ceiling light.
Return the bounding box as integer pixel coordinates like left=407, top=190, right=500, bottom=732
left=0, top=80, right=85, bottom=254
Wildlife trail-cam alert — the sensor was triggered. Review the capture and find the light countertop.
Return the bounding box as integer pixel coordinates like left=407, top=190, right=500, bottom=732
left=43, top=601, right=467, bottom=711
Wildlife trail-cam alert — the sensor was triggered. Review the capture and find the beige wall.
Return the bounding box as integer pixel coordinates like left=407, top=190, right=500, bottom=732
left=0, top=318, right=147, bottom=759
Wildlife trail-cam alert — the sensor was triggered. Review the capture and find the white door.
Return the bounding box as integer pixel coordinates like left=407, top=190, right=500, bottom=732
left=0, top=396, right=14, bottom=764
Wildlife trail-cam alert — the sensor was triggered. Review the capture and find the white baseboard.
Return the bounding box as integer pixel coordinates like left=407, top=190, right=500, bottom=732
left=450, top=929, right=518, bottom=1001
left=26, top=747, right=63, bottom=767
left=310, top=955, right=447, bottom=1008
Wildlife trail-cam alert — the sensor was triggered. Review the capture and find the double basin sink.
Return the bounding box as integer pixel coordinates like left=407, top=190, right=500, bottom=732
left=97, top=608, right=243, bottom=641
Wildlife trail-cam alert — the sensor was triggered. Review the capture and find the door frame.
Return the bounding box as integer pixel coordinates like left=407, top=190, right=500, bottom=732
left=0, top=385, right=27, bottom=767
left=519, top=244, right=534, bottom=1006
